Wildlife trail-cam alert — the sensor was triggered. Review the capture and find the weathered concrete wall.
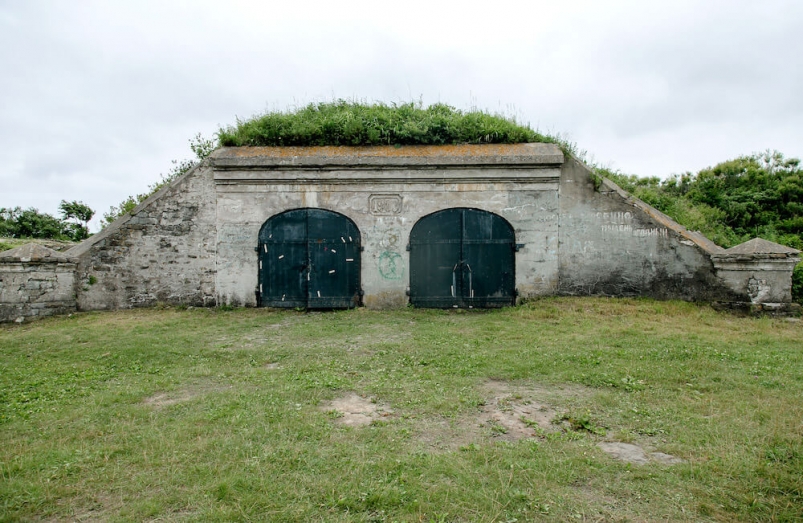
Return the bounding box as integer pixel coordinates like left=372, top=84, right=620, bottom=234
left=13, top=143, right=787, bottom=319
left=713, top=258, right=798, bottom=303
left=212, top=144, right=564, bottom=308
left=558, top=157, right=740, bottom=301
left=68, top=164, right=217, bottom=310
left=0, top=245, right=76, bottom=322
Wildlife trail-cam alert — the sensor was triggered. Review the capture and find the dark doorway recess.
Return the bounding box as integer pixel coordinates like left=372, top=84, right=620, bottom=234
left=258, top=209, right=361, bottom=309
left=409, top=208, right=516, bottom=308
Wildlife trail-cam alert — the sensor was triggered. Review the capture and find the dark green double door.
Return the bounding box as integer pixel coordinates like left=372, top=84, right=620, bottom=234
left=258, top=209, right=361, bottom=309
left=409, top=208, right=516, bottom=308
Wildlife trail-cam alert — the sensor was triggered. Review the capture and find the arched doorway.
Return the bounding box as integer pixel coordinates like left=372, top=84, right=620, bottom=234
left=409, top=208, right=515, bottom=308
left=258, top=209, right=361, bottom=309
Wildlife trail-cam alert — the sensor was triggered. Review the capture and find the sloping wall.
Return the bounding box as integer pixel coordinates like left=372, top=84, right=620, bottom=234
left=67, top=164, right=218, bottom=310
left=558, top=156, right=741, bottom=302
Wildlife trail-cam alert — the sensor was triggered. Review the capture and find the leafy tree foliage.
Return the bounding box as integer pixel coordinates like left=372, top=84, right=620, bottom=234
left=603, top=151, right=803, bottom=303
left=0, top=207, right=70, bottom=240
left=58, top=200, right=94, bottom=240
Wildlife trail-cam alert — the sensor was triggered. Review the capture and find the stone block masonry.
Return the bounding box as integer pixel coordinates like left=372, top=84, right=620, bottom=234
left=0, top=244, right=77, bottom=322
left=66, top=163, right=218, bottom=311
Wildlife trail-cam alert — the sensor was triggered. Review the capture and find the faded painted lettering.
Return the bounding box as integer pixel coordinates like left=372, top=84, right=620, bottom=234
left=596, top=211, right=633, bottom=224
left=632, top=228, right=668, bottom=237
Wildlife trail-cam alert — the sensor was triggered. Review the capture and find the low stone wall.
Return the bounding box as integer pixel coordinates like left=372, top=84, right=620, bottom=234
left=0, top=244, right=77, bottom=323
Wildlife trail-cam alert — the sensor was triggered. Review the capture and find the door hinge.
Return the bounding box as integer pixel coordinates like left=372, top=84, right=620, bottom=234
left=515, top=243, right=525, bottom=252
left=254, top=246, right=259, bottom=252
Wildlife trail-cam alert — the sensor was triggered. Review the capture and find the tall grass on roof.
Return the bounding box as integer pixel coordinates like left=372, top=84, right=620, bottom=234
left=218, top=101, right=559, bottom=147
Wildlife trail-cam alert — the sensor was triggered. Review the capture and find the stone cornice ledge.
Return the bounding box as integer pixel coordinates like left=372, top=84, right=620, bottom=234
left=711, top=252, right=801, bottom=271
left=210, top=143, right=564, bottom=170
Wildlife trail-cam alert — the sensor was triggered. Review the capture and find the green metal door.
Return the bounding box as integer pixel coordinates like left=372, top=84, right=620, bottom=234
left=258, top=209, right=361, bottom=309
left=409, top=208, right=515, bottom=308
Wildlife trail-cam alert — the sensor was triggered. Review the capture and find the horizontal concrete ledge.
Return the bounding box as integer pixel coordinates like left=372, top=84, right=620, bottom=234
left=712, top=301, right=802, bottom=316
left=215, top=182, right=561, bottom=194
left=211, top=143, right=564, bottom=170
left=214, top=168, right=561, bottom=185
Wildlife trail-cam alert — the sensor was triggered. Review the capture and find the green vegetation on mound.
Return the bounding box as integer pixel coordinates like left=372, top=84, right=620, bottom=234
left=218, top=100, right=559, bottom=147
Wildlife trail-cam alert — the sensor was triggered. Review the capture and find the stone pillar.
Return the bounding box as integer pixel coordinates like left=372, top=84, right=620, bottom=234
left=0, top=243, right=77, bottom=323
left=710, top=238, right=801, bottom=315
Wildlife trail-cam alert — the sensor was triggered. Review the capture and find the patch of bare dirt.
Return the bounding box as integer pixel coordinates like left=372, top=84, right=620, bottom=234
left=142, top=382, right=232, bottom=409
left=597, top=442, right=685, bottom=465
left=415, top=380, right=591, bottom=451
left=475, top=380, right=594, bottom=441
left=45, top=492, right=123, bottom=523
left=320, top=393, right=393, bottom=426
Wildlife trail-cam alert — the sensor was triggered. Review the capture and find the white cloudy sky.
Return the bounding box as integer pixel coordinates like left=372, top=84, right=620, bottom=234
left=2, top=0, right=801, bottom=230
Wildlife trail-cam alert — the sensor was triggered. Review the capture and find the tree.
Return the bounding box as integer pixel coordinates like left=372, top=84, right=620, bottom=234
left=59, top=200, right=94, bottom=240
left=0, top=207, right=69, bottom=239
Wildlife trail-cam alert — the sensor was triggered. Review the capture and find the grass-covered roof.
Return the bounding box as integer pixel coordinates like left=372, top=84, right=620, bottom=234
left=217, top=101, right=559, bottom=148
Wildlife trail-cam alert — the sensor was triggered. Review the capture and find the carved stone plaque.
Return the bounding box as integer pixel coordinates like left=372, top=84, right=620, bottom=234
left=369, top=194, right=403, bottom=215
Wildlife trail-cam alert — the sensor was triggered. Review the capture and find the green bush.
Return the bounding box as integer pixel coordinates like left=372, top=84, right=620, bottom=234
left=0, top=207, right=70, bottom=240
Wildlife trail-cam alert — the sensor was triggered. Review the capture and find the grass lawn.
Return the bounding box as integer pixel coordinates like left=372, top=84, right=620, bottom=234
left=1, top=298, right=801, bottom=522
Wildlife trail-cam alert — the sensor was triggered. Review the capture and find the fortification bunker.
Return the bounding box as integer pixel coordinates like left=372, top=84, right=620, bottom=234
left=1, top=144, right=799, bottom=322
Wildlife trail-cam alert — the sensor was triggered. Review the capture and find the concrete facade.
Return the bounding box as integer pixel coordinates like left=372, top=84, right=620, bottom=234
left=213, top=144, right=564, bottom=308
left=1, top=143, right=799, bottom=322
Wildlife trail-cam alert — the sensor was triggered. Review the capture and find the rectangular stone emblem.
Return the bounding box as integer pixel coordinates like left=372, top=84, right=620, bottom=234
left=369, top=194, right=403, bottom=215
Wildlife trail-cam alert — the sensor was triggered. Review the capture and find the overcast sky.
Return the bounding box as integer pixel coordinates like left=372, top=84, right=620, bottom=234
left=2, top=0, right=802, bottom=230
